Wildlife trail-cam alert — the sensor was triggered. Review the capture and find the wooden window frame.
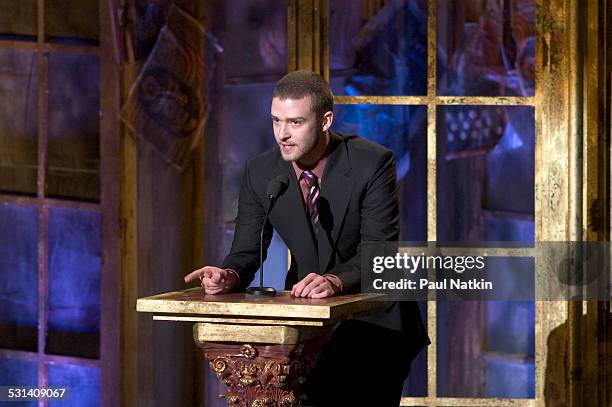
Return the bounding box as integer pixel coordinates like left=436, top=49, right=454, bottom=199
left=0, top=0, right=121, bottom=406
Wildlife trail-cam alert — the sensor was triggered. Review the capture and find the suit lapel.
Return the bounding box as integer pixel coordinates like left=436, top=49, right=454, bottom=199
left=317, top=132, right=354, bottom=273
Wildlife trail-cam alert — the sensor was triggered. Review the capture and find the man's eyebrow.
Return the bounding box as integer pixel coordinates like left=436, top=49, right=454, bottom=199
left=270, top=115, right=305, bottom=121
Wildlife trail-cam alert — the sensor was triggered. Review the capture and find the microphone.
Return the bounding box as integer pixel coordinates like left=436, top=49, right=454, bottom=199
left=266, top=174, right=289, bottom=202
left=246, top=175, right=289, bottom=296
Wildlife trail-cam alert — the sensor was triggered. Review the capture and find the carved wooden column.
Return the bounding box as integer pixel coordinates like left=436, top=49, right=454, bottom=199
left=197, top=329, right=332, bottom=406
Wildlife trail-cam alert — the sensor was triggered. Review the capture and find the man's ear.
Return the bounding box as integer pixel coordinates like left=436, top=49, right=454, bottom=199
left=322, top=111, right=333, bottom=132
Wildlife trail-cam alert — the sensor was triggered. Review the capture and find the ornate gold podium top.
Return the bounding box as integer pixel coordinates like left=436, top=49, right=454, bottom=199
left=136, top=288, right=387, bottom=326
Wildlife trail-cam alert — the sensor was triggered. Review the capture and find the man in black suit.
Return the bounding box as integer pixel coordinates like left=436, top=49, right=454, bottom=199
left=185, top=70, right=429, bottom=406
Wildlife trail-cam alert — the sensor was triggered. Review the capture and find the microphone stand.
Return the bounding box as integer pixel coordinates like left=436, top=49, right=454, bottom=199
left=246, top=197, right=277, bottom=296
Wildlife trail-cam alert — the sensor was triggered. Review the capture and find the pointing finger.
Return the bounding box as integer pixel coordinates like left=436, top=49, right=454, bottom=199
left=184, top=267, right=205, bottom=283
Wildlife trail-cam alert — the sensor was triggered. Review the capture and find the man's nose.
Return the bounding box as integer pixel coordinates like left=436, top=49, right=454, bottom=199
left=279, top=123, right=290, bottom=139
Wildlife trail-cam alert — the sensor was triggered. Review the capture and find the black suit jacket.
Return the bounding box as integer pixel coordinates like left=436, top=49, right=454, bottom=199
left=222, top=131, right=429, bottom=350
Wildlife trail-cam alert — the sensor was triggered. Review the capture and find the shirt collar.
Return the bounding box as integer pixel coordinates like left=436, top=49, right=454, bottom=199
left=291, top=133, right=331, bottom=181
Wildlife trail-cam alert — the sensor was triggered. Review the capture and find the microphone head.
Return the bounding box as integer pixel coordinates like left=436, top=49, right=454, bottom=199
left=266, top=174, right=289, bottom=200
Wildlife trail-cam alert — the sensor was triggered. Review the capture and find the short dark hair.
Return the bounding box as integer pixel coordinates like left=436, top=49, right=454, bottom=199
left=273, top=70, right=334, bottom=118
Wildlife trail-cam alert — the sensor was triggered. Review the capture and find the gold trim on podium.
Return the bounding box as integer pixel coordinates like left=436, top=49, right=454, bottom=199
left=193, top=323, right=329, bottom=345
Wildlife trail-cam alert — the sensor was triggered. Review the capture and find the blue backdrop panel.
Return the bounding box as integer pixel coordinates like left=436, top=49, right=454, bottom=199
left=0, top=203, right=38, bottom=327
left=0, top=358, right=37, bottom=407
left=48, top=207, right=101, bottom=334
left=333, top=103, right=428, bottom=241
left=330, top=0, right=427, bottom=96
left=48, top=363, right=100, bottom=407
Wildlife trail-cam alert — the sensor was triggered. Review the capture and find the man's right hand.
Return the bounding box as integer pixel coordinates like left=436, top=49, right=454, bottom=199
left=184, top=266, right=238, bottom=294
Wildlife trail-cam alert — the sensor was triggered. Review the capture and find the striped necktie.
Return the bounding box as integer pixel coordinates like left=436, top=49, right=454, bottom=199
left=301, top=170, right=320, bottom=235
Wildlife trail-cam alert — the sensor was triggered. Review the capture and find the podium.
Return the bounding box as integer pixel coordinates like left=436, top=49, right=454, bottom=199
left=137, top=288, right=387, bottom=406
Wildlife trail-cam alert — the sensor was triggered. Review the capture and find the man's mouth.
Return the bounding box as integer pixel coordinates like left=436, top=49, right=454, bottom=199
left=280, top=143, right=295, bottom=151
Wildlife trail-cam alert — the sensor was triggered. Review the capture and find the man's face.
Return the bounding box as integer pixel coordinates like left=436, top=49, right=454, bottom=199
left=271, top=96, right=322, bottom=163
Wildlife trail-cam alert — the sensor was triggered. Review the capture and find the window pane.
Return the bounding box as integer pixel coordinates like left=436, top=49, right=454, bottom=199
left=48, top=363, right=100, bottom=407
left=47, top=207, right=100, bottom=359
left=330, top=0, right=427, bottom=96
left=487, top=301, right=535, bottom=355
left=0, top=358, right=37, bottom=407
left=0, top=1, right=37, bottom=39
left=437, top=106, right=534, bottom=244
left=333, top=104, right=427, bottom=240
left=47, top=52, right=100, bottom=201
left=224, top=0, right=287, bottom=78
left=437, top=0, right=536, bottom=96
left=45, top=0, right=99, bottom=44
left=436, top=258, right=535, bottom=398
left=0, top=49, right=38, bottom=196
left=0, top=204, right=38, bottom=351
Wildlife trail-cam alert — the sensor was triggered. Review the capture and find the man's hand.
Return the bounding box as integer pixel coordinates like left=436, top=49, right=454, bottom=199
left=184, top=266, right=238, bottom=294
left=291, top=273, right=342, bottom=298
